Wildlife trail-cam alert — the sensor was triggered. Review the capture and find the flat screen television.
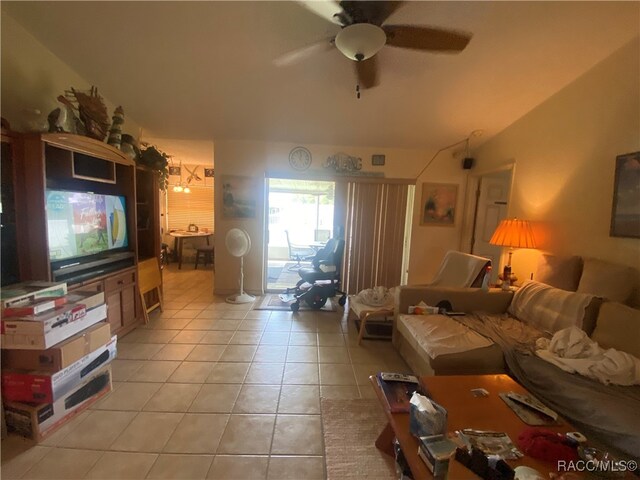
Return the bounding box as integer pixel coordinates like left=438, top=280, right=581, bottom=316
left=45, top=190, right=129, bottom=262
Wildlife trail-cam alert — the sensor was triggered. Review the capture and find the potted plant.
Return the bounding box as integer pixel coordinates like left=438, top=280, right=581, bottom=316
left=138, top=143, right=170, bottom=191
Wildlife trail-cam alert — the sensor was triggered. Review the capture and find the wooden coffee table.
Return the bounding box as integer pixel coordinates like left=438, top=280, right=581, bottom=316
left=370, top=374, right=575, bottom=479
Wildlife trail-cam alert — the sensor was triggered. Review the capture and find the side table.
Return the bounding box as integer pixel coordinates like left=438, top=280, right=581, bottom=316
left=349, top=296, right=395, bottom=345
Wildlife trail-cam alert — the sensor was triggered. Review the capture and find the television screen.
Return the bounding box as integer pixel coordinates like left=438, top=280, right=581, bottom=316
left=46, top=190, right=128, bottom=261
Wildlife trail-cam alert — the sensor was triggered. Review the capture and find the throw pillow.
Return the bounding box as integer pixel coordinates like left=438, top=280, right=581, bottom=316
left=591, top=302, right=640, bottom=358
left=509, top=280, right=598, bottom=334
left=535, top=254, right=582, bottom=291
left=577, top=258, right=636, bottom=305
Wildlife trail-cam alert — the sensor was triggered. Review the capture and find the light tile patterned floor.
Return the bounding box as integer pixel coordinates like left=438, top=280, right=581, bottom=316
left=1, top=265, right=408, bottom=479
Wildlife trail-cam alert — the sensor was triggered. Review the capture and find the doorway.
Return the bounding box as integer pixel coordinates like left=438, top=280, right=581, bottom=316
left=265, top=178, right=335, bottom=292
left=469, top=168, right=513, bottom=284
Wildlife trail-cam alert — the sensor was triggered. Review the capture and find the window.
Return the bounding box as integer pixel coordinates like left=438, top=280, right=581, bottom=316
left=166, top=185, right=214, bottom=231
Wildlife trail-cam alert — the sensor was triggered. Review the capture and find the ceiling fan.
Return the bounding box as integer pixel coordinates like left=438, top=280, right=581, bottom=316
left=276, top=1, right=472, bottom=92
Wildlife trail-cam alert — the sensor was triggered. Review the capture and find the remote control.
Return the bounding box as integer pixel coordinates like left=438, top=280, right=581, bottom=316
left=506, top=392, right=558, bottom=420
left=380, top=372, right=419, bottom=384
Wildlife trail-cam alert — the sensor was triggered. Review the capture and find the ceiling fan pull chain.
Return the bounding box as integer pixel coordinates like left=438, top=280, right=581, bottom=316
left=356, top=84, right=361, bottom=99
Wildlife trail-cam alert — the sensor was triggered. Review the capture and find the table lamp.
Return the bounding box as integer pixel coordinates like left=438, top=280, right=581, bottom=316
left=489, top=218, right=537, bottom=289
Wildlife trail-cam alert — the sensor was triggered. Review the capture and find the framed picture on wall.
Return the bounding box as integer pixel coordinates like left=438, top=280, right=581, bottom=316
left=222, top=175, right=258, bottom=219
left=610, top=151, right=640, bottom=238
left=420, top=183, right=458, bottom=226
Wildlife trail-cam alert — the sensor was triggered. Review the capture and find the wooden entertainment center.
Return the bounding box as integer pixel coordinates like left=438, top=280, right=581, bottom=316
left=10, top=133, right=158, bottom=336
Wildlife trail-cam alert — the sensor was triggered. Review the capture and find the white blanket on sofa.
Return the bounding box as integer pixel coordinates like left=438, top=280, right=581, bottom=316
left=536, top=327, right=640, bottom=386
left=429, top=250, right=489, bottom=288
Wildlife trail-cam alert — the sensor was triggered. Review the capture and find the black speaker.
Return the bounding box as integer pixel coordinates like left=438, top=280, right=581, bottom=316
left=462, top=157, right=475, bottom=170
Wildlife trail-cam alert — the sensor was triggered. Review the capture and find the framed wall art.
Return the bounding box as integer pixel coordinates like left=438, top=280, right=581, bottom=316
left=610, top=151, right=640, bottom=238
left=222, top=175, right=257, bottom=219
left=420, top=183, right=458, bottom=226
left=372, top=154, right=385, bottom=166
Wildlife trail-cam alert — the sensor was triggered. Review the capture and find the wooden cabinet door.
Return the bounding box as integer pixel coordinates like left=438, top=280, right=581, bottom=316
left=106, top=291, right=123, bottom=333
left=121, top=284, right=137, bottom=328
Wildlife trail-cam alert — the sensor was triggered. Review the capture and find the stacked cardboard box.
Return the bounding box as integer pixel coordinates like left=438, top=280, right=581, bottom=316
left=1, top=282, right=115, bottom=441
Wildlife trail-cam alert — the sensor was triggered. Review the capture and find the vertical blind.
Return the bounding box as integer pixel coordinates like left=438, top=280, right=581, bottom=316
left=343, top=182, right=409, bottom=294
left=166, top=185, right=214, bottom=231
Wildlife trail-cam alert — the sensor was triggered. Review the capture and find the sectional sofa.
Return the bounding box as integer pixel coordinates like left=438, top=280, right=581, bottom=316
left=392, top=255, right=640, bottom=459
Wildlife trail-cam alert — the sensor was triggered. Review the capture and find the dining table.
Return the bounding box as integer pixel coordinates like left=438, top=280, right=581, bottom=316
left=169, top=231, right=214, bottom=269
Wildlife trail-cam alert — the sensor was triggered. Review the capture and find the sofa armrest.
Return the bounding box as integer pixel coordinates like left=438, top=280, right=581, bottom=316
left=396, top=286, right=513, bottom=316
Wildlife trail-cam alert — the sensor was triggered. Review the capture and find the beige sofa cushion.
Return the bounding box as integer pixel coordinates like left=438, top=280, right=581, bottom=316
left=508, top=281, right=600, bottom=334
left=577, top=258, right=636, bottom=305
left=536, top=254, right=583, bottom=291
left=591, top=302, right=640, bottom=358
left=397, top=314, right=493, bottom=359
left=396, top=286, right=513, bottom=317
left=429, top=344, right=505, bottom=376
left=395, top=314, right=505, bottom=375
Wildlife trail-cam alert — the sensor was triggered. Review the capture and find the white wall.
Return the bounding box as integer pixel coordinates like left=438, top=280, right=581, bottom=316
left=213, top=139, right=430, bottom=294
left=472, top=37, right=640, bottom=296
left=1, top=13, right=141, bottom=136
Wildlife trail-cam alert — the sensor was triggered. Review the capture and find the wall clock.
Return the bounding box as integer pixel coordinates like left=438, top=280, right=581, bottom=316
left=289, top=146, right=312, bottom=171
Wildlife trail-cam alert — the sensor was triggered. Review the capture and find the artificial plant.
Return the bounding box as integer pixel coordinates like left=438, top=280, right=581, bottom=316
left=138, top=143, right=170, bottom=191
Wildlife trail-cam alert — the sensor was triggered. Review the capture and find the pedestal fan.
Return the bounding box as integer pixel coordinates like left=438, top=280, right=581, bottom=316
left=225, top=228, right=256, bottom=304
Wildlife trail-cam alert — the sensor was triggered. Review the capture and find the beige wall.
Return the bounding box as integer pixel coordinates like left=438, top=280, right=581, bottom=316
left=406, top=155, right=471, bottom=285
left=213, top=139, right=429, bottom=295
left=472, top=37, right=640, bottom=292
left=1, top=13, right=141, bottom=136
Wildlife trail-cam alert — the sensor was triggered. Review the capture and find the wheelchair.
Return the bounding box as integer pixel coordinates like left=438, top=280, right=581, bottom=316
left=283, top=237, right=347, bottom=312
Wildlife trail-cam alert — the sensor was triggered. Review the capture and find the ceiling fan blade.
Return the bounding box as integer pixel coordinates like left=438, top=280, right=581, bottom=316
left=383, top=25, right=472, bottom=52
left=297, top=0, right=346, bottom=25
left=355, top=56, right=379, bottom=89
left=340, top=1, right=404, bottom=25
left=274, top=38, right=334, bottom=67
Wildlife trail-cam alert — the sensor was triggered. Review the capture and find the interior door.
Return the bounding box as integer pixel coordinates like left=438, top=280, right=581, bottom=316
left=471, top=170, right=511, bottom=283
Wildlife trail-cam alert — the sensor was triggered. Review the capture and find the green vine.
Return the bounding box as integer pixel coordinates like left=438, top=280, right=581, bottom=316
left=138, top=143, right=170, bottom=191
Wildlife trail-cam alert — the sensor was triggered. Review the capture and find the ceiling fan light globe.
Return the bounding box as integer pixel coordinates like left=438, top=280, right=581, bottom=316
left=183, top=186, right=191, bottom=193
left=335, top=23, right=386, bottom=61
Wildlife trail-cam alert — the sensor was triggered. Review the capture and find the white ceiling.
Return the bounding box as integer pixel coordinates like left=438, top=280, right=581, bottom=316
left=3, top=1, right=639, bottom=152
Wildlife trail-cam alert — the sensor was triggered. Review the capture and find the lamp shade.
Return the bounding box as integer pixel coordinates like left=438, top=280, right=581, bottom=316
left=335, top=23, right=386, bottom=61
left=489, top=219, right=537, bottom=249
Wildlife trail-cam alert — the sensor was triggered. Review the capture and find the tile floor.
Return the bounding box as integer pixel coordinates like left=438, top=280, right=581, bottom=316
left=1, top=265, right=408, bottom=479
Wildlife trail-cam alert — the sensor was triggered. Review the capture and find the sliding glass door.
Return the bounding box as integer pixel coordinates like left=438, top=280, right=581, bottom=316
left=265, top=178, right=335, bottom=292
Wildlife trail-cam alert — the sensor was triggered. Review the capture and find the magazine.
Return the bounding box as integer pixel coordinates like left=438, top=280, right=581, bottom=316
left=457, top=429, right=523, bottom=460
left=376, top=373, right=423, bottom=413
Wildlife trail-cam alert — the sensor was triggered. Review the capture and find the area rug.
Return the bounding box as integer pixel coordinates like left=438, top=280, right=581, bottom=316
left=253, top=294, right=337, bottom=312
left=321, top=398, right=396, bottom=480
left=354, top=319, right=393, bottom=341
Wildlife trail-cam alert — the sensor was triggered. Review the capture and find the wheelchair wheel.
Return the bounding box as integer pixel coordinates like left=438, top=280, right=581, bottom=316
left=306, top=295, right=327, bottom=310
left=290, top=301, right=300, bottom=312
left=338, top=295, right=346, bottom=307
